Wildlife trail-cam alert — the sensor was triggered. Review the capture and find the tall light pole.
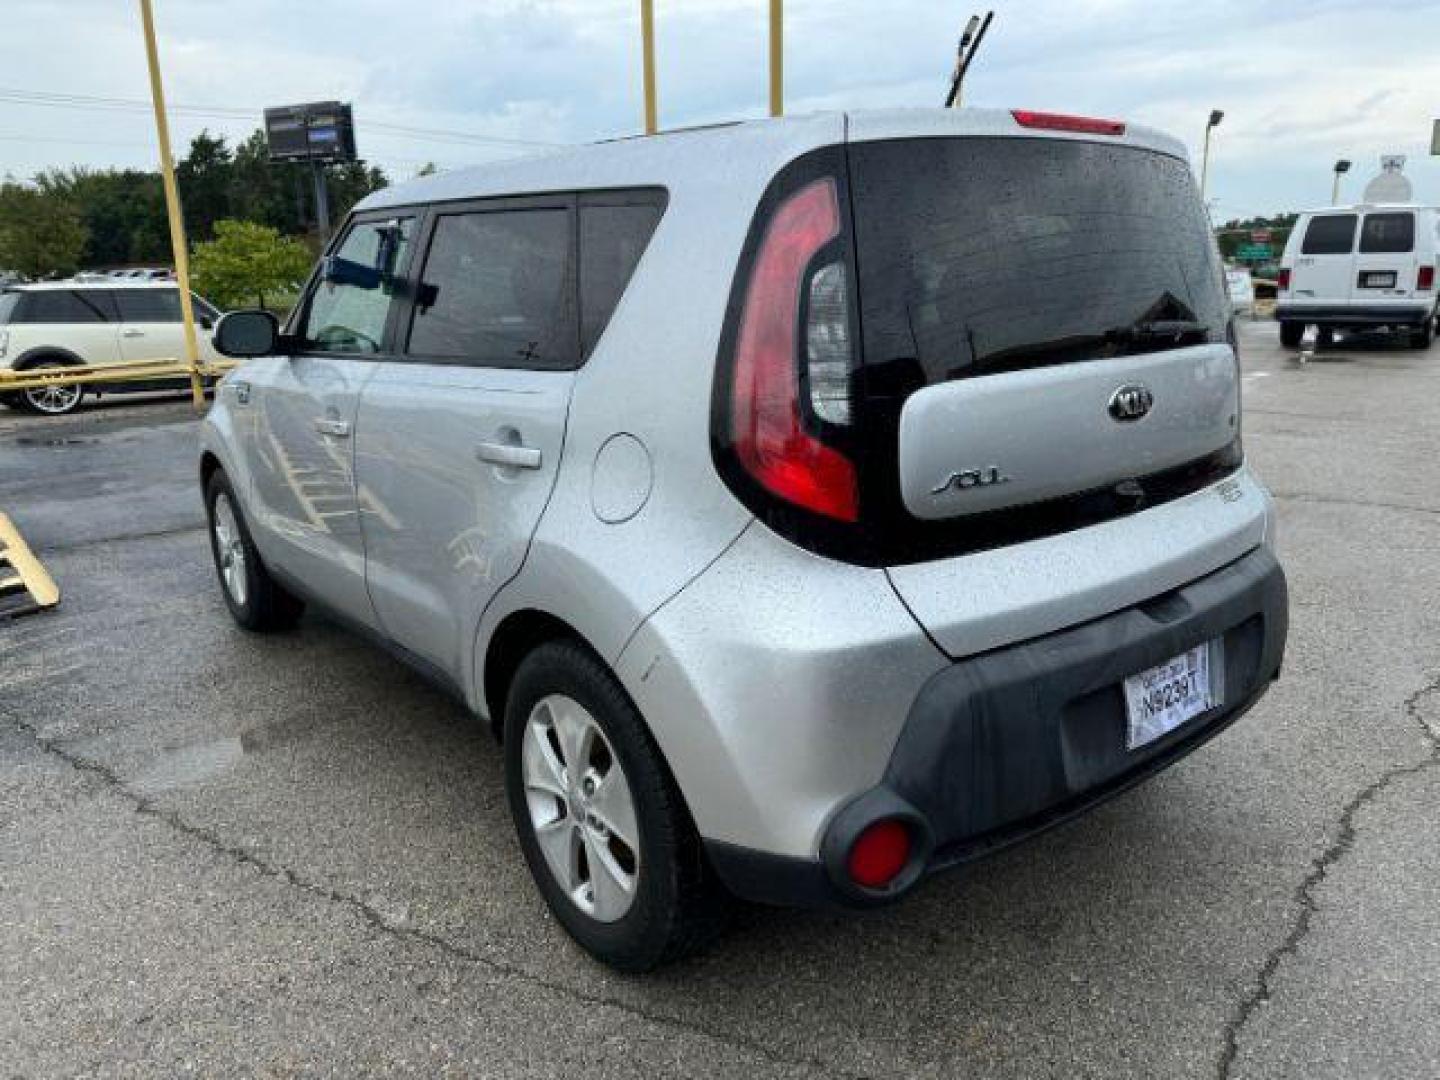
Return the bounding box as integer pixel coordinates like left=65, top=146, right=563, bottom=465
left=1200, top=109, right=1224, bottom=203
left=1331, top=159, right=1352, bottom=205
left=138, top=0, right=204, bottom=411
left=768, top=0, right=783, bottom=117
left=640, top=0, right=657, bottom=134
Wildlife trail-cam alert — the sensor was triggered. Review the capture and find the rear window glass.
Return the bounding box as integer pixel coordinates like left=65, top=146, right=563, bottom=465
left=114, top=288, right=181, bottom=322
left=10, top=289, right=115, bottom=324
left=579, top=201, right=663, bottom=357
left=848, top=138, right=1228, bottom=386
left=1359, top=212, right=1415, bottom=254
left=1301, top=215, right=1358, bottom=255
left=408, top=208, right=576, bottom=369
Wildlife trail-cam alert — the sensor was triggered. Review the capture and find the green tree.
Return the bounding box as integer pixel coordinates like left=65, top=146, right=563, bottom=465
left=36, top=167, right=168, bottom=267
left=175, top=130, right=234, bottom=242
left=0, top=182, right=88, bottom=278
left=191, top=219, right=313, bottom=310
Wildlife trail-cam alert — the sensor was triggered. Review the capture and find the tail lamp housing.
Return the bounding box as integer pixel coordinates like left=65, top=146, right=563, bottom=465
left=713, top=154, right=863, bottom=536
left=1278, top=267, right=1292, bottom=292
left=1419, top=265, right=1435, bottom=292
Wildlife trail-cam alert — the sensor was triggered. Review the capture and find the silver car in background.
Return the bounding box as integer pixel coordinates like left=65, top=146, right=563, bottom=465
left=201, top=107, right=1288, bottom=970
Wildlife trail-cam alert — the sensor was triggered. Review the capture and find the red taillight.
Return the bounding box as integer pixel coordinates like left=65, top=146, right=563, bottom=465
left=729, top=177, right=859, bottom=522
left=847, top=819, right=912, bottom=889
left=1278, top=267, right=1292, bottom=292
left=1419, top=266, right=1435, bottom=291
left=1011, top=109, right=1126, bottom=136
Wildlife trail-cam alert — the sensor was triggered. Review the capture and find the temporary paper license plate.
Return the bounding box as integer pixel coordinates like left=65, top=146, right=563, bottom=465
left=1359, top=271, right=1396, bottom=289
left=1123, top=642, right=1219, bottom=750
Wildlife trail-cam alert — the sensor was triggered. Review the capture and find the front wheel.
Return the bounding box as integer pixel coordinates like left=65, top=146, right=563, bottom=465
left=504, top=640, right=728, bottom=971
left=19, top=363, right=85, bottom=416
left=204, top=470, right=304, bottom=632
left=1279, top=321, right=1303, bottom=348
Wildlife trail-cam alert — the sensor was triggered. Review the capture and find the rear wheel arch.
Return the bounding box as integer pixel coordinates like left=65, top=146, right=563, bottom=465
left=483, top=609, right=596, bottom=739
left=199, top=450, right=223, bottom=491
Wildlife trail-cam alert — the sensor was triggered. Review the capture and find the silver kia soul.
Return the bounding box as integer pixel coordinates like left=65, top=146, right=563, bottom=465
left=201, top=108, right=1288, bottom=970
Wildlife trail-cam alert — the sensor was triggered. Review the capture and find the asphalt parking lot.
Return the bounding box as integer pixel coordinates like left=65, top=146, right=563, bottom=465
left=2, top=321, right=1438, bottom=1078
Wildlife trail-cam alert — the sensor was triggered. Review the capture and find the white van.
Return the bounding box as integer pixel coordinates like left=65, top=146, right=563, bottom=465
left=1276, top=204, right=1439, bottom=348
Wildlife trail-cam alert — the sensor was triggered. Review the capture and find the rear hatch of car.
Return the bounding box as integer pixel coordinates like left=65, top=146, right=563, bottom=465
left=710, top=110, right=1256, bottom=657
left=847, top=114, right=1247, bottom=655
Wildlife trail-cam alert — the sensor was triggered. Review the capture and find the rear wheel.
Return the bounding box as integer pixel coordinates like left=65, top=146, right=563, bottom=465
left=1410, top=315, right=1435, bottom=350
left=504, top=640, right=728, bottom=971
left=1279, top=321, right=1302, bottom=348
left=204, top=469, right=304, bottom=632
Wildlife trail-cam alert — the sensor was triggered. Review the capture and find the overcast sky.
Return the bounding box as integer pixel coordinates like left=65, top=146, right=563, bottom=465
left=6, top=0, right=1440, bottom=220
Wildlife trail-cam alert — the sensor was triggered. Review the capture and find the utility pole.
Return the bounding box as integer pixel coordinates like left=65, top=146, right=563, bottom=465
left=945, top=11, right=993, bottom=108
left=138, top=0, right=204, bottom=411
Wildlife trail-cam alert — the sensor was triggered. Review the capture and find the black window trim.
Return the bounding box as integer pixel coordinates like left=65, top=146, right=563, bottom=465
left=395, top=191, right=581, bottom=371
left=287, top=208, right=425, bottom=361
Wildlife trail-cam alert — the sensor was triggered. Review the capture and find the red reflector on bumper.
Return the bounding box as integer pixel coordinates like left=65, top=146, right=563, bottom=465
left=847, top=819, right=912, bottom=889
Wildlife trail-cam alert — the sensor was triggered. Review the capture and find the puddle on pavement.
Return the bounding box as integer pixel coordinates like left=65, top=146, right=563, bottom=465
left=133, top=736, right=244, bottom=796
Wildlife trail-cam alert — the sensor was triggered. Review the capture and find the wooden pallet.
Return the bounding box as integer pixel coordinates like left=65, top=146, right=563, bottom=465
left=0, top=513, right=60, bottom=618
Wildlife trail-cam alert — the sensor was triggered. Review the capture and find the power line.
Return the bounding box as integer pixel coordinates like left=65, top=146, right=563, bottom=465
left=0, top=87, right=562, bottom=149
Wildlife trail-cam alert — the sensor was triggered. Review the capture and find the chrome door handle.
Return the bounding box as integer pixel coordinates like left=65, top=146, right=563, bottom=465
left=122, top=330, right=145, bottom=338
left=476, top=441, right=542, bottom=469
left=313, top=418, right=351, bottom=438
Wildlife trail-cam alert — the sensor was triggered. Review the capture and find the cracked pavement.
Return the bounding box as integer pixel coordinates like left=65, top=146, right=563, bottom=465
left=2, top=323, right=1438, bottom=1077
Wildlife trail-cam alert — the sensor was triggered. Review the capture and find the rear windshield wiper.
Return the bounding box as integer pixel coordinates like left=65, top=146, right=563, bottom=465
left=1103, top=320, right=1211, bottom=345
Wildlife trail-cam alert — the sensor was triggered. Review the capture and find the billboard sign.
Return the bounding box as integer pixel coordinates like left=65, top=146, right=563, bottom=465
left=264, top=102, right=357, bottom=164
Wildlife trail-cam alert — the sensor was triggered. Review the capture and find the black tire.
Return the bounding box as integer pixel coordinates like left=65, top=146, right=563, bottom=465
left=204, top=469, right=304, bottom=632
left=1410, top=316, right=1434, bottom=350
left=1278, top=321, right=1303, bottom=348
left=15, top=358, right=85, bottom=416
left=504, top=640, right=728, bottom=971
left=0, top=392, right=24, bottom=412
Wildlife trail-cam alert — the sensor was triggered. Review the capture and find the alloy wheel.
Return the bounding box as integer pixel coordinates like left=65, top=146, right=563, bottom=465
left=212, top=493, right=249, bottom=607
left=521, top=693, right=641, bottom=922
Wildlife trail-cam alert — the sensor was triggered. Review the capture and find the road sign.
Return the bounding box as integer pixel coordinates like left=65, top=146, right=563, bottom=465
left=1250, top=229, right=1272, bottom=244
left=1236, top=243, right=1272, bottom=261
left=264, top=102, right=357, bottom=164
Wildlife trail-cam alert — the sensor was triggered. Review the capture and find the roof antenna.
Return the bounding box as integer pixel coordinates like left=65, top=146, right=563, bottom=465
left=944, top=10, right=994, bottom=108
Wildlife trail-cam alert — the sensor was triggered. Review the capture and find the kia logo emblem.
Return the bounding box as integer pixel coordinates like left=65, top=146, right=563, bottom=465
left=1108, top=384, right=1154, bottom=422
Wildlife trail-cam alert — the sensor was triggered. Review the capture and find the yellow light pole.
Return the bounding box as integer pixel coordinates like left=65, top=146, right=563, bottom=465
left=640, top=0, right=658, bottom=135
left=138, top=0, right=204, bottom=410
left=769, top=0, right=783, bottom=117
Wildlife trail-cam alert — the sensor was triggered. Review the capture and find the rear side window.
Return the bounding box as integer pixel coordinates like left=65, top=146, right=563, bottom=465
left=10, top=289, right=115, bottom=323
left=0, top=292, right=19, bottom=324
left=1359, top=212, right=1415, bottom=254
left=408, top=208, right=577, bottom=369
left=1301, top=215, right=1357, bottom=255
left=579, top=199, right=663, bottom=357
left=848, top=138, right=1228, bottom=388
left=114, top=289, right=181, bottom=322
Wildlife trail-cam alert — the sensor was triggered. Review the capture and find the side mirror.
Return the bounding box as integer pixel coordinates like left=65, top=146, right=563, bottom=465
left=213, top=310, right=279, bottom=358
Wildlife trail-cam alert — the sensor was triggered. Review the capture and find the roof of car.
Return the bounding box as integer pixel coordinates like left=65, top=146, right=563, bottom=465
left=359, top=107, right=1188, bottom=213
left=1296, top=203, right=1438, bottom=215
left=7, top=280, right=178, bottom=292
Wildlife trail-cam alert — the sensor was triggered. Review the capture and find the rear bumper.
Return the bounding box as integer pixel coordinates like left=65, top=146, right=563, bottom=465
left=1275, top=302, right=1432, bottom=326
left=706, top=544, right=1288, bottom=908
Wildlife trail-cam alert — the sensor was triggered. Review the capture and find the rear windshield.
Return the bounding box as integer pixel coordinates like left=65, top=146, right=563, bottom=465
left=1301, top=214, right=1357, bottom=255
left=848, top=137, right=1227, bottom=388
left=1359, top=212, right=1414, bottom=254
